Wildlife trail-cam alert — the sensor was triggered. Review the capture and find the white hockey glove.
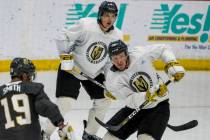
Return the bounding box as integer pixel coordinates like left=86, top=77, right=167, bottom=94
left=164, top=61, right=185, bottom=82
left=60, top=53, right=74, bottom=71
left=58, top=123, right=77, bottom=140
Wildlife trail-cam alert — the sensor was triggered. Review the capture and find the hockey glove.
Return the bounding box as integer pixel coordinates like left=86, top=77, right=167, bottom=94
left=156, top=84, right=168, bottom=97
left=104, top=91, right=116, bottom=100
left=58, top=123, right=77, bottom=140
left=145, top=84, right=168, bottom=102
left=145, top=91, right=157, bottom=102
left=164, top=61, right=185, bottom=82
left=60, top=53, right=74, bottom=71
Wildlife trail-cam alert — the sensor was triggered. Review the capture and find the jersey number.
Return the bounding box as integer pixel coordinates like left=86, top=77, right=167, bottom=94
left=0, top=94, right=31, bottom=129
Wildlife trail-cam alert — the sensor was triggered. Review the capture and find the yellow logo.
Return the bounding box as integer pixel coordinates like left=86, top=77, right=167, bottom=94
left=91, top=45, right=104, bottom=60
left=133, top=76, right=149, bottom=92
left=86, top=42, right=107, bottom=64
left=130, top=72, right=153, bottom=92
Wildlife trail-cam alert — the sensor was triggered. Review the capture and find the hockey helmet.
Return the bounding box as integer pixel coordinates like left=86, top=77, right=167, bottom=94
left=10, top=57, right=36, bottom=80
left=108, top=40, right=128, bottom=57
left=97, top=1, right=118, bottom=22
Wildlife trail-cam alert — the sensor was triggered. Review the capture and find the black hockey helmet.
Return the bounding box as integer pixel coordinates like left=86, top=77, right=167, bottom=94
left=97, top=1, right=118, bottom=22
left=10, top=57, right=36, bottom=80
left=108, top=40, right=128, bottom=57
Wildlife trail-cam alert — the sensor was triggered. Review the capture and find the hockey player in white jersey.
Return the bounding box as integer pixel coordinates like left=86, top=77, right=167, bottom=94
left=101, top=40, right=185, bottom=140
left=43, top=1, right=123, bottom=140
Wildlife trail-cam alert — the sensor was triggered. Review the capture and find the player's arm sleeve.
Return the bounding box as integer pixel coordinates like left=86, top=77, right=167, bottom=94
left=55, top=20, right=86, bottom=54
left=34, top=85, right=64, bottom=127
left=143, top=44, right=177, bottom=63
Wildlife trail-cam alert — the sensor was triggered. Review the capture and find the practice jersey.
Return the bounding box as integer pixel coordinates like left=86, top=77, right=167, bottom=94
left=56, top=17, right=123, bottom=78
left=0, top=81, right=64, bottom=140
left=105, top=44, right=177, bottom=109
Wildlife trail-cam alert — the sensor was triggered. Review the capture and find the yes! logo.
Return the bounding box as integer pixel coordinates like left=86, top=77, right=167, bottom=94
left=65, top=3, right=127, bottom=29
left=150, top=4, right=210, bottom=43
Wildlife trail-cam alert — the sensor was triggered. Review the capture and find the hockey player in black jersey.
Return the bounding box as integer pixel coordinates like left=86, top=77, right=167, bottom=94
left=0, top=57, right=77, bottom=140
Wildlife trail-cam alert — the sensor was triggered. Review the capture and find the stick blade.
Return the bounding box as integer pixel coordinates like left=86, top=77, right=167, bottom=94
left=95, top=117, right=121, bottom=131
left=167, top=120, right=198, bottom=131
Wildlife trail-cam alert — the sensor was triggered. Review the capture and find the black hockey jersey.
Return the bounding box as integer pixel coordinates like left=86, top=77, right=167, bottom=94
left=0, top=81, right=64, bottom=140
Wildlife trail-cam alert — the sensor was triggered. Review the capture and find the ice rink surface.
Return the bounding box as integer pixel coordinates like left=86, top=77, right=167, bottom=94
left=1, top=71, right=210, bottom=140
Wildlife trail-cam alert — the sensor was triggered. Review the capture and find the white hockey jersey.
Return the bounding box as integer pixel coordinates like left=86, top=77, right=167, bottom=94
left=55, top=18, right=123, bottom=78
left=105, top=44, right=177, bottom=109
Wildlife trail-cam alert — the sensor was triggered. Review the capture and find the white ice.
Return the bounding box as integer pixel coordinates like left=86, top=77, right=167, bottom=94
left=1, top=71, right=210, bottom=140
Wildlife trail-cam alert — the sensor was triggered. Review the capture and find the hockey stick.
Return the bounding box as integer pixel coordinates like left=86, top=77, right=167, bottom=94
left=95, top=78, right=198, bottom=132
left=68, top=67, right=116, bottom=100
left=95, top=117, right=198, bottom=132
left=71, top=67, right=107, bottom=89
left=167, top=120, right=198, bottom=131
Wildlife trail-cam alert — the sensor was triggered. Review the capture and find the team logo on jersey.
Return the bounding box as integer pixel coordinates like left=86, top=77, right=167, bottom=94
left=86, top=42, right=107, bottom=64
left=129, top=72, right=153, bottom=92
